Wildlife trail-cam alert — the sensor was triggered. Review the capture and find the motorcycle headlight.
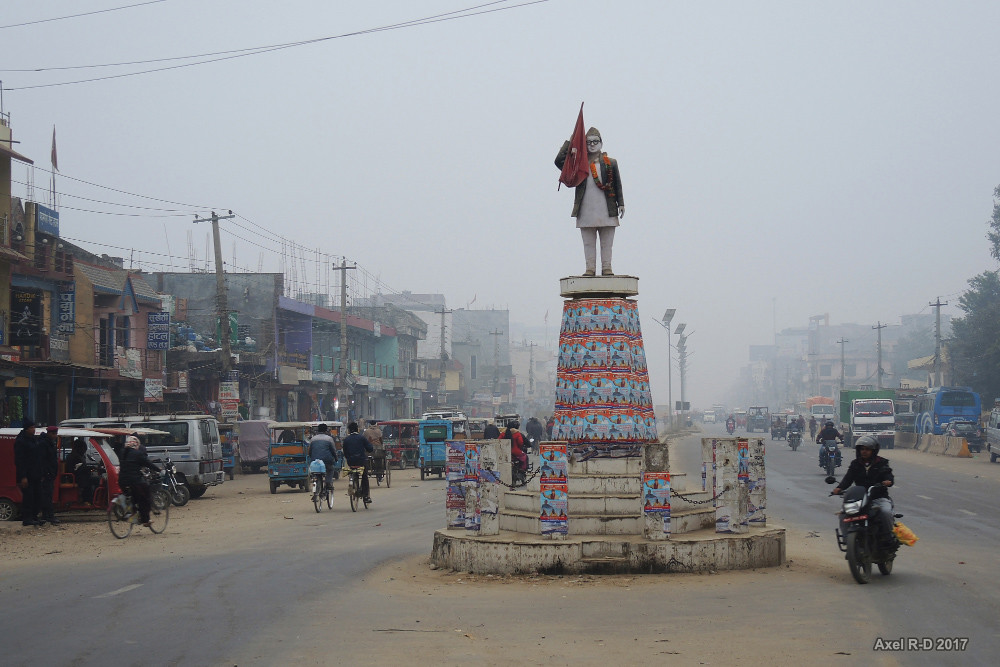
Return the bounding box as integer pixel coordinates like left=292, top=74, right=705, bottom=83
left=843, top=499, right=864, bottom=515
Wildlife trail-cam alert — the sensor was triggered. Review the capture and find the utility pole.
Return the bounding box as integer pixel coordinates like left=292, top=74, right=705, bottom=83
left=489, top=329, right=503, bottom=398
left=194, top=210, right=236, bottom=373
left=435, top=307, right=453, bottom=406
left=873, top=322, right=886, bottom=389
left=528, top=342, right=537, bottom=396
left=333, top=259, right=356, bottom=421
left=837, top=338, right=849, bottom=391
left=929, top=297, right=947, bottom=387
left=677, top=330, right=690, bottom=424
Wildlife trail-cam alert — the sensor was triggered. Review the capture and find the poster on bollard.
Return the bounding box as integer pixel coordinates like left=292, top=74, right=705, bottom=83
left=747, top=438, right=766, bottom=525
left=463, top=442, right=480, bottom=532
left=539, top=483, right=568, bottom=536
left=539, top=443, right=568, bottom=484
left=445, top=441, right=466, bottom=530
left=642, top=472, right=671, bottom=534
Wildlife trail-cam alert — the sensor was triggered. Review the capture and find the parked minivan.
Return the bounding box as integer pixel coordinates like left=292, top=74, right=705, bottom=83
left=986, top=408, right=1000, bottom=463
left=60, top=414, right=224, bottom=497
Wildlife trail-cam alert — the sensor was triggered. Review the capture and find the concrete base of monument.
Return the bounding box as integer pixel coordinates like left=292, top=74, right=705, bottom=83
left=430, top=525, right=785, bottom=575
left=560, top=274, right=639, bottom=298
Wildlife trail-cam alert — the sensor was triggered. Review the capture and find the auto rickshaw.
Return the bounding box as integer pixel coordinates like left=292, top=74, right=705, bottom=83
left=418, top=417, right=468, bottom=480
left=219, top=423, right=237, bottom=480
left=267, top=421, right=344, bottom=494
left=0, top=427, right=124, bottom=521
left=378, top=419, right=420, bottom=469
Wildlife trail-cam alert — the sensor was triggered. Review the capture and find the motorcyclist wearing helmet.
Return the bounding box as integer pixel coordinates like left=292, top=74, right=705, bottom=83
left=816, top=420, right=843, bottom=466
left=831, top=436, right=895, bottom=548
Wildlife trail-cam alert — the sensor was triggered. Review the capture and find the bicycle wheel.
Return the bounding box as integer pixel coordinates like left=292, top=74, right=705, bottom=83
left=385, top=465, right=391, bottom=488
left=151, top=487, right=170, bottom=511
left=107, top=497, right=134, bottom=539
left=363, top=494, right=370, bottom=509
left=325, top=487, right=334, bottom=510
left=148, top=497, right=170, bottom=534
left=313, top=490, right=323, bottom=513
left=349, top=475, right=358, bottom=512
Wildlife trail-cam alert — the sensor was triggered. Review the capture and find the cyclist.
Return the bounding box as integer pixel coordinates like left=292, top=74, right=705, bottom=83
left=363, top=420, right=386, bottom=475
left=342, top=422, right=374, bottom=503
left=308, top=423, right=339, bottom=490
left=118, top=435, right=161, bottom=528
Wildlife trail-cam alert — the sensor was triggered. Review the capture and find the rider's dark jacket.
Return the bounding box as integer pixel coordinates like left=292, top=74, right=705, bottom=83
left=342, top=432, right=373, bottom=467
left=836, top=455, right=894, bottom=498
left=816, top=425, right=842, bottom=443
left=118, top=447, right=160, bottom=488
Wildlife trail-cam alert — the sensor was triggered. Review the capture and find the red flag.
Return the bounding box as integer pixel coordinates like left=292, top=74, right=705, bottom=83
left=50, top=125, right=59, bottom=172
left=558, top=103, right=588, bottom=188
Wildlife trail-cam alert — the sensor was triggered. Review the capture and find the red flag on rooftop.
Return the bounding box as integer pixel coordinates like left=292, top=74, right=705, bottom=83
left=50, top=125, right=59, bottom=172
left=558, top=102, right=588, bottom=188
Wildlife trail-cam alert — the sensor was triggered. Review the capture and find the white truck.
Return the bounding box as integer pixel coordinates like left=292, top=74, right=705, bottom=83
left=848, top=398, right=896, bottom=449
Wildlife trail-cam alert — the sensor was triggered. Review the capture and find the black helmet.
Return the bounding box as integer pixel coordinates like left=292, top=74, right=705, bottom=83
left=855, top=434, right=880, bottom=457
left=825, top=420, right=834, bottom=428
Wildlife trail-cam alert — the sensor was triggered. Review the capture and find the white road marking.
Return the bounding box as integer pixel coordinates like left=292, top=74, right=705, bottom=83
left=916, top=495, right=933, bottom=500
left=94, top=584, right=143, bottom=598
left=958, top=509, right=977, bottom=516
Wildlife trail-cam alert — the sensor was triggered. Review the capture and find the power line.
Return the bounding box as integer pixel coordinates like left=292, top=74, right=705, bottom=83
left=3, top=0, right=551, bottom=91
left=0, top=1, right=166, bottom=30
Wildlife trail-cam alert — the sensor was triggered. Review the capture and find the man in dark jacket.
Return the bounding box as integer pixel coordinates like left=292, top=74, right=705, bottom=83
left=483, top=421, right=501, bottom=439
left=816, top=420, right=844, bottom=467
left=832, top=436, right=895, bottom=547
left=341, top=422, right=373, bottom=503
left=37, top=425, right=62, bottom=525
left=118, top=435, right=161, bottom=527
left=308, top=423, right=338, bottom=490
left=14, top=419, right=42, bottom=527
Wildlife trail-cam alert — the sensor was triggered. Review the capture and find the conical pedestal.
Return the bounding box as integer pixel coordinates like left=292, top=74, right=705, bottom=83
left=552, top=275, right=658, bottom=458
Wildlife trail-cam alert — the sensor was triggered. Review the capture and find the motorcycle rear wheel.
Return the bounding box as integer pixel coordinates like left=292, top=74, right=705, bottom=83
left=846, top=532, right=871, bottom=584
left=877, top=557, right=894, bottom=576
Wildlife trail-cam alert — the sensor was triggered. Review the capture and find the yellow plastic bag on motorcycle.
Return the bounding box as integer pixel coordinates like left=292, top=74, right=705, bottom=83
left=893, top=521, right=918, bottom=547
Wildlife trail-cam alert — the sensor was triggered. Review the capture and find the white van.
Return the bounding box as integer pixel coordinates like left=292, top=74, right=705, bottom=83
left=986, top=408, right=1000, bottom=464
left=60, top=414, right=224, bottom=497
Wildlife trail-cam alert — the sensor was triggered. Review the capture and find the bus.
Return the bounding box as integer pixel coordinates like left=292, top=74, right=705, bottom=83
left=914, top=386, right=981, bottom=435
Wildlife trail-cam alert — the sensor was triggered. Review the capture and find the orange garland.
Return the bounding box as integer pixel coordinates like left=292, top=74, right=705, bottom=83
left=590, top=155, right=615, bottom=198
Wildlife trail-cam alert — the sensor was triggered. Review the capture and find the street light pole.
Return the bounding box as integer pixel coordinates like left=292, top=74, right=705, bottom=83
left=656, top=309, right=676, bottom=429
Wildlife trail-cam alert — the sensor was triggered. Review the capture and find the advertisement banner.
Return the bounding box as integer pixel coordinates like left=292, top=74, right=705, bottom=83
left=10, top=290, right=41, bottom=346
left=147, top=311, right=170, bottom=350
left=539, top=483, right=568, bottom=536
left=219, top=380, right=240, bottom=418
left=445, top=441, right=466, bottom=529
left=538, top=443, right=567, bottom=484
left=144, top=378, right=164, bottom=402
left=117, top=347, right=142, bottom=378
left=642, top=472, right=671, bottom=535
left=57, top=282, right=75, bottom=334
left=36, top=203, right=60, bottom=236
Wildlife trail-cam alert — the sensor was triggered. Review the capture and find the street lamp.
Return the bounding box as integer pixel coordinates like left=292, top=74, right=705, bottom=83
left=675, top=325, right=688, bottom=424
left=655, top=309, right=676, bottom=429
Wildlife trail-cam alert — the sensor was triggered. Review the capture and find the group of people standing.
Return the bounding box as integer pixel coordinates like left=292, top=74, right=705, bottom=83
left=13, top=420, right=62, bottom=527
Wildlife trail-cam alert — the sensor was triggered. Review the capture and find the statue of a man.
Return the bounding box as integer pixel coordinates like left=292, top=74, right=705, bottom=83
left=555, top=127, right=625, bottom=276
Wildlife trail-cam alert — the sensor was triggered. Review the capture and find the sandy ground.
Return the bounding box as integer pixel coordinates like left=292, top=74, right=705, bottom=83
left=4, top=447, right=997, bottom=665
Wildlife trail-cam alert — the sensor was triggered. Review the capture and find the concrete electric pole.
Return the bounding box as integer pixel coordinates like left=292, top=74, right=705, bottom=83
left=333, top=259, right=356, bottom=421
left=929, top=297, right=947, bottom=387
left=654, top=309, right=675, bottom=429
left=837, top=337, right=849, bottom=391
left=193, top=210, right=236, bottom=373
left=873, top=321, right=886, bottom=390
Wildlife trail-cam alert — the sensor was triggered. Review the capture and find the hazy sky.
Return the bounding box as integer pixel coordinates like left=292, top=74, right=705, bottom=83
left=3, top=1, right=1000, bottom=408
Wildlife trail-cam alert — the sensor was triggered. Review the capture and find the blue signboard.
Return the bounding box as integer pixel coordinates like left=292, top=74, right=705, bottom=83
left=147, top=311, right=170, bottom=350
left=36, top=203, right=60, bottom=237
left=57, top=282, right=75, bottom=334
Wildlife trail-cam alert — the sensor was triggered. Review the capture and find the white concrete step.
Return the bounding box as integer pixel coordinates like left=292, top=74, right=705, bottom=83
left=569, top=493, right=640, bottom=515
left=569, top=514, right=642, bottom=535
left=568, top=457, right=643, bottom=476
left=669, top=507, right=716, bottom=534
left=499, top=509, right=540, bottom=534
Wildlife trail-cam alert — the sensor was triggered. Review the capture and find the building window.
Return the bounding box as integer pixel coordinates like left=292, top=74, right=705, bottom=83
left=820, top=364, right=832, bottom=377
left=34, top=243, right=49, bottom=270
left=116, top=316, right=131, bottom=349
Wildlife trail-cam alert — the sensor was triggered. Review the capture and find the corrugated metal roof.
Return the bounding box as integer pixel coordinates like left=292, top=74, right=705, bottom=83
left=75, top=262, right=161, bottom=303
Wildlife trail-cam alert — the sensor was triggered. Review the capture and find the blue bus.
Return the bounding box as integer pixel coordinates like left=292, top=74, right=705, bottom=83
left=914, top=387, right=981, bottom=435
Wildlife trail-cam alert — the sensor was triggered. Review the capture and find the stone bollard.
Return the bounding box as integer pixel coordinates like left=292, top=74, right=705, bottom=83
left=464, top=442, right=480, bottom=533
left=539, top=442, right=569, bottom=539
left=478, top=440, right=500, bottom=535
left=642, top=442, right=671, bottom=540
left=715, top=437, right=749, bottom=534
left=445, top=440, right=466, bottom=530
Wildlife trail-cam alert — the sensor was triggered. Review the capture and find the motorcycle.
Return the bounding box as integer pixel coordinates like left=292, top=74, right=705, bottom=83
left=154, top=456, right=190, bottom=507
left=819, top=439, right=843, bottom=480
left=832, top=484, right=901, bottom=584
left=787, top=429, right=802, bottom=451
left=726, top=421, right=736, bottom=435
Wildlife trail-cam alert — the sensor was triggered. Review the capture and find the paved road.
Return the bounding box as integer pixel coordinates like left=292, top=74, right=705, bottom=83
left=3, top=432, right=999, bottom=665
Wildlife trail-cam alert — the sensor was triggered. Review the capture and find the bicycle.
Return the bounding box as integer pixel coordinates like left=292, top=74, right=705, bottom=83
left=346, top=464, right=370, bottom=512
left=107, top=487, right=169, bottom=538
left=308, top=461, right=334, bottom=513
